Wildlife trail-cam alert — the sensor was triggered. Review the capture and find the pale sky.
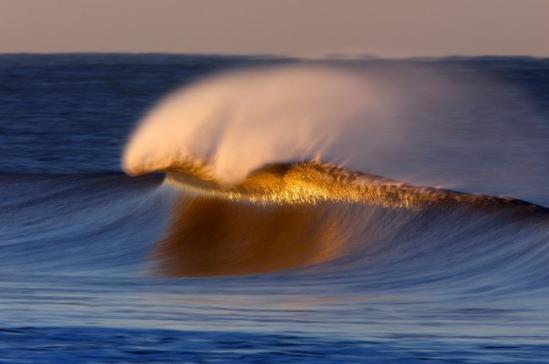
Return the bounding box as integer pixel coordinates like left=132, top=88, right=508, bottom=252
left=0, top=0, right=548, bottom=57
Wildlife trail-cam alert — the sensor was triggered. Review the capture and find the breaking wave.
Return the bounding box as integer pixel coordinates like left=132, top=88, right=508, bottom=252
left=117, top=66, right=549, bottom=278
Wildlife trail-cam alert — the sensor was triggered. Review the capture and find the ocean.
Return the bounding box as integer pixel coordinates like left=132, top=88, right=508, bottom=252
left=1, top=54, right=549, bottom=363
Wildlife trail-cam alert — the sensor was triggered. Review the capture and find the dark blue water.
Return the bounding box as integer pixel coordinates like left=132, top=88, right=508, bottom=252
left=2, top=54, right=549, bottom=363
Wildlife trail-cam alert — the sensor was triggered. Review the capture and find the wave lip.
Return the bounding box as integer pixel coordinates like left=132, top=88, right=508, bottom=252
left=163, top=160, right=548, bottom=213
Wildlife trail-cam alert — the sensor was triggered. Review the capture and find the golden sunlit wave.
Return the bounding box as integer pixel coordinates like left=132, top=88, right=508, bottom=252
left=163, top=160, right=545, bottom=212
left=122, top=66, right=547, bottom=276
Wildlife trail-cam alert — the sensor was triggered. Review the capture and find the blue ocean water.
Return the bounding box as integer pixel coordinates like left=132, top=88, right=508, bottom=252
left=2, top=54, right=549, bottom=363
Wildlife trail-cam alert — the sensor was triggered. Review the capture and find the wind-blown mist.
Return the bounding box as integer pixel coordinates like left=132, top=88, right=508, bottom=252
left=122, top=67, right=392, bottom=184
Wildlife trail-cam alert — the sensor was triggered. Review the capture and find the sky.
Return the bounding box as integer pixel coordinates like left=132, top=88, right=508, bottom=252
left=0, top=0, right=548, bottom=57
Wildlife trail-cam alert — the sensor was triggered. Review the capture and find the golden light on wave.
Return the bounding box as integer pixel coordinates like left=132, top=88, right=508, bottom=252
left=164, top=161, right=540, bottom=211
left=154, top=195, right=358, bottom=276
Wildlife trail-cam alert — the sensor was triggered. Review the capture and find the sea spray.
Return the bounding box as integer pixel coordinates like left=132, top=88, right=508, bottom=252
left=122, top=66, right=390, bottom=184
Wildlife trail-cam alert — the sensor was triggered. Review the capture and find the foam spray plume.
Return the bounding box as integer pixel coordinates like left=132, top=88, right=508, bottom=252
left=122, top=66, right=390, bottom=186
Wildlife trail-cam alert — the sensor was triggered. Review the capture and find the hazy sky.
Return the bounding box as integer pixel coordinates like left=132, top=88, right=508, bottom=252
left=0, top=0, right=548, bottom=57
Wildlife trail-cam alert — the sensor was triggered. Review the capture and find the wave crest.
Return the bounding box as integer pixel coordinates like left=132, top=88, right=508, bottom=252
left=162, top=160, right=546, bottom=213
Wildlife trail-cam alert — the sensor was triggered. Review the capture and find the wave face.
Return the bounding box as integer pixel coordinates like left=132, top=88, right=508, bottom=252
left=4, top=55, right=549, bottom=362
left=151, top=161, right=549, bottom=277
left=155, top=194, right=355, bottom=276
